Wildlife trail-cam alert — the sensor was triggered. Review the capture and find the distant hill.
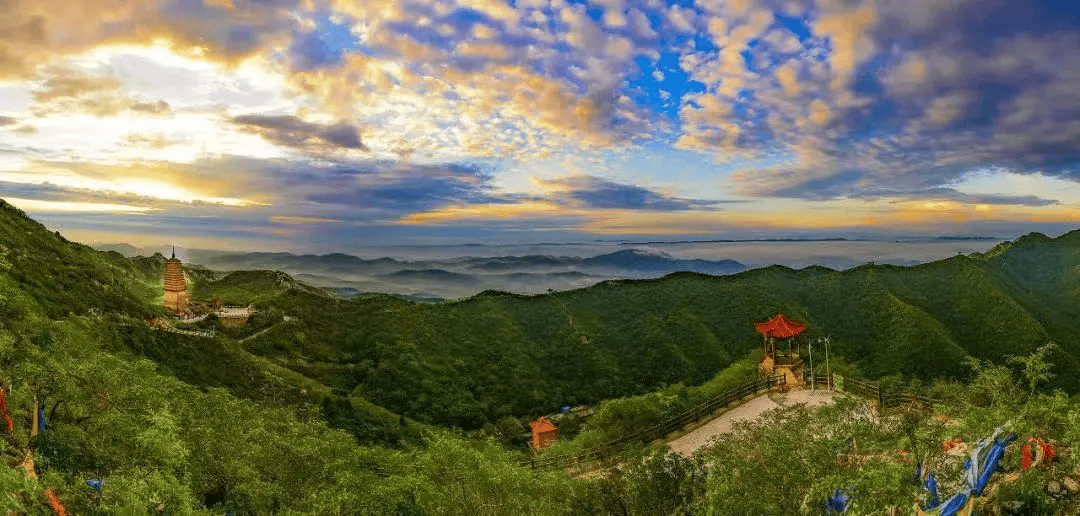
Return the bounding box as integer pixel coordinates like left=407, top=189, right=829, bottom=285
left=93, top=242, right=142, bottom=256
left=582, top=249, right=746, bottom=274
left=467, top=255, right=581, bottom=270
left=190, top=269, right=332, bottom=304
left=384, top=269, right=479, bottom=283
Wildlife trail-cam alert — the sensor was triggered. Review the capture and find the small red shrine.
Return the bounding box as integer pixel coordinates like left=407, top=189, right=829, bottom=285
left=529, top=416, right=558, bottom=450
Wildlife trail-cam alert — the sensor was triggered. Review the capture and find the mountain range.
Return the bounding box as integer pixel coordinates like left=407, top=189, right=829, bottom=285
left=93, top=245, right=749, bottom=299
left=10, top=198, right=1080, bottom=430
left=3, top=196, right=1080, bottom=512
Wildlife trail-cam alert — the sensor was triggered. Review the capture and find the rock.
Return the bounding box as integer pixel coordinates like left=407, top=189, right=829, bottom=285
left=1063, top=477, right=1079, bottom=494
left=1047, top=480, right=1062, bottom=494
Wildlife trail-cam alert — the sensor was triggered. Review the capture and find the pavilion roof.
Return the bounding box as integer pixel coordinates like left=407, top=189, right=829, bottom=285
left=754, top=313, right=807, bottom=338
left=530, top=416, right=557, bottom=434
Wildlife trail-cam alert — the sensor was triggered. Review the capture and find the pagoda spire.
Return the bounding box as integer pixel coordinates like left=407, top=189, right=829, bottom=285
left=171, top=245, right=175, bottom=259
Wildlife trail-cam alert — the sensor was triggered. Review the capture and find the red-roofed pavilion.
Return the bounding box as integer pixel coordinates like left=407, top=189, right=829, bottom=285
left=755, top=313, right=807, bottom=339
left=755, top=313, right=807, bottom=369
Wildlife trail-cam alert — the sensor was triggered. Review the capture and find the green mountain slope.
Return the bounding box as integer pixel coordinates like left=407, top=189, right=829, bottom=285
left=0, top=200, right=160, bottom=320
left=2, top=197, right=1080, bottom=513
left=197, top=231, right=1080, bottom=430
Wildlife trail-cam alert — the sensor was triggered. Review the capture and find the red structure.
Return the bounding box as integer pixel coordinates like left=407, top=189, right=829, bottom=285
left=755, top=314, right=808, bottom=386
left=529, top=416, right=558, bottom=450
left=754, top=313, right=807, bottom=338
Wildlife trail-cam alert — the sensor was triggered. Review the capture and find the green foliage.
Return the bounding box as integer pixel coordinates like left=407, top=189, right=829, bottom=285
left=2, top=200, right=1080, bottom=513
left=577, top=449, right=709, bottom=516
left=561, top=355, right=760, bottom=451
left=176, top=230, right=1080, bottom=431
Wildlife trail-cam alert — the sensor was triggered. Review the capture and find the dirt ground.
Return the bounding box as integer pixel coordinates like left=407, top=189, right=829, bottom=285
left=666, top=389, right=841, bottom=457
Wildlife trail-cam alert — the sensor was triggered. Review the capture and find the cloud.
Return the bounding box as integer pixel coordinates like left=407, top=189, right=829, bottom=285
left=230, top=114, right=368, bottom=152
left=534, top=174, right=733, bottom=211
left=124, top=132, right=185, bottom=149
left=1, top=158, right=266, bottom=208
left=0, top=0, right=303, bottom=79
left=668, top=0, right=1080, bottom=207
left=667, top=5, right=697, bottom=34
left=3, top=0, right=1078, bottom=244
left=130, top=100, right=171, bottom=114
left=300, top=160, right=521, bottom=216
left=29, top=67, right=179, bottom=117
left=629, top=9, right=658, bottom=39
left=4, top=197, right=157, bottom=213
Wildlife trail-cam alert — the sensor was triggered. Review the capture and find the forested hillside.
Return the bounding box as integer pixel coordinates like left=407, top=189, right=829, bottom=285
left=199, top=229, right=1080, bottom=429
left=2, top=196, right=1079, bottom=513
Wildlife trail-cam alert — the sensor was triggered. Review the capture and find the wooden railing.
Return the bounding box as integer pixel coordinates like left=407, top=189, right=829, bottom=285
left=521, top=370, right=942, bottom=473
left=805, top=371, right=940, bottom=413
left=520, top=374, right=784, bottom=471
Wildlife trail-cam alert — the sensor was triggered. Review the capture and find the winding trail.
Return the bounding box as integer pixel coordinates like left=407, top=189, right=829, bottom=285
left=666, top=389, right=841, bottom=457
left=240, top=317, right=295, bottom=342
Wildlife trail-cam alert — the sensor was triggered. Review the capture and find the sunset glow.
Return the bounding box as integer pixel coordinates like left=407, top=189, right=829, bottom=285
left=1, top=0, right=1078, bottom=251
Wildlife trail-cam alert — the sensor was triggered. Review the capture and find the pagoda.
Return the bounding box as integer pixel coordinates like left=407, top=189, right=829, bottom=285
left=754, top=313, right=807, bottom=388
left=163, top=247, right=190, bottom=314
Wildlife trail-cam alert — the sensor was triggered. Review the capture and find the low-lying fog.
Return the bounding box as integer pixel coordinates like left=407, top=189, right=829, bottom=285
left=101, top=237, right=1003, bottom=301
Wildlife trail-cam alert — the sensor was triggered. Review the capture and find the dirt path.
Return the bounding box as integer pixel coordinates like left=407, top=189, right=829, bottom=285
left=667, top=389, right=841, bottom=457
left=240, top=317, right=295, bottom=342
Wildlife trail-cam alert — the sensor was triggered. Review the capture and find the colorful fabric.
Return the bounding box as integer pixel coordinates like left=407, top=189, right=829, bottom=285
left=0, top=388, right=12, bottom=432
left=922, top=426, right=1017, bottom=515
left=826, top=487, right=853, bottom=514
left=1021, top=443, right=1034, bottom=470
left=942, top=438, right=964, bottom=452
left=44, top=487, right=67, bottom=516
left=970, top=432, right=1017, bottom=495
left=1039, top=439, right=1055, bottom=463
left=924, top=473, right=940, bottom=508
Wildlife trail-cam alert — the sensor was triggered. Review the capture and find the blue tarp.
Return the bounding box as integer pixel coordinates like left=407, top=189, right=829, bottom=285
left=826, top=487, right=853, bottom=514
left=87, top=479, right=103, bottom=491
left=37, top=406, right=45, bottom=431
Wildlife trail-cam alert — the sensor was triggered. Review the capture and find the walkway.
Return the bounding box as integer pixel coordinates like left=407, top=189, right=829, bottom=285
left=156, top=327, right=216, bottom=338
left=667, top=389, right=841, bottom=457
left=240, top=317, right=295, bottom=343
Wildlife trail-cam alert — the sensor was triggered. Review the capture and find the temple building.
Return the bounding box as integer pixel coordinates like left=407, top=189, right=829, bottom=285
left=529, top=416, right=558, bottom=450
left=163, top=247, right=190, bottom=314
left=217, top=305, right=255, bottom=328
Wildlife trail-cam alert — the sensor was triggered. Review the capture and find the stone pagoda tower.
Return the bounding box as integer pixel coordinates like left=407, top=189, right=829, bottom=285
left=163, top=246, right=190, bottom=313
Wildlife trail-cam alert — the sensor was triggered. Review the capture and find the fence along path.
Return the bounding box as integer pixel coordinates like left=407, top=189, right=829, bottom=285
left=524, top=372, right=942, bottom=472
left=155, top=327, right=216, bottom=338
left=521, top=375, right=784, bottom=471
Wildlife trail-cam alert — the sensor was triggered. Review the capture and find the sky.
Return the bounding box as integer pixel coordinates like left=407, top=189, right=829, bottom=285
left=2, top=0, right=1080, bottom=252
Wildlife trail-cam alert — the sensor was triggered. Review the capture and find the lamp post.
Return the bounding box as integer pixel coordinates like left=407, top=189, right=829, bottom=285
left=809, top=337, right=814, bottom=390
left=824, top=336, right=831, bottom=389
